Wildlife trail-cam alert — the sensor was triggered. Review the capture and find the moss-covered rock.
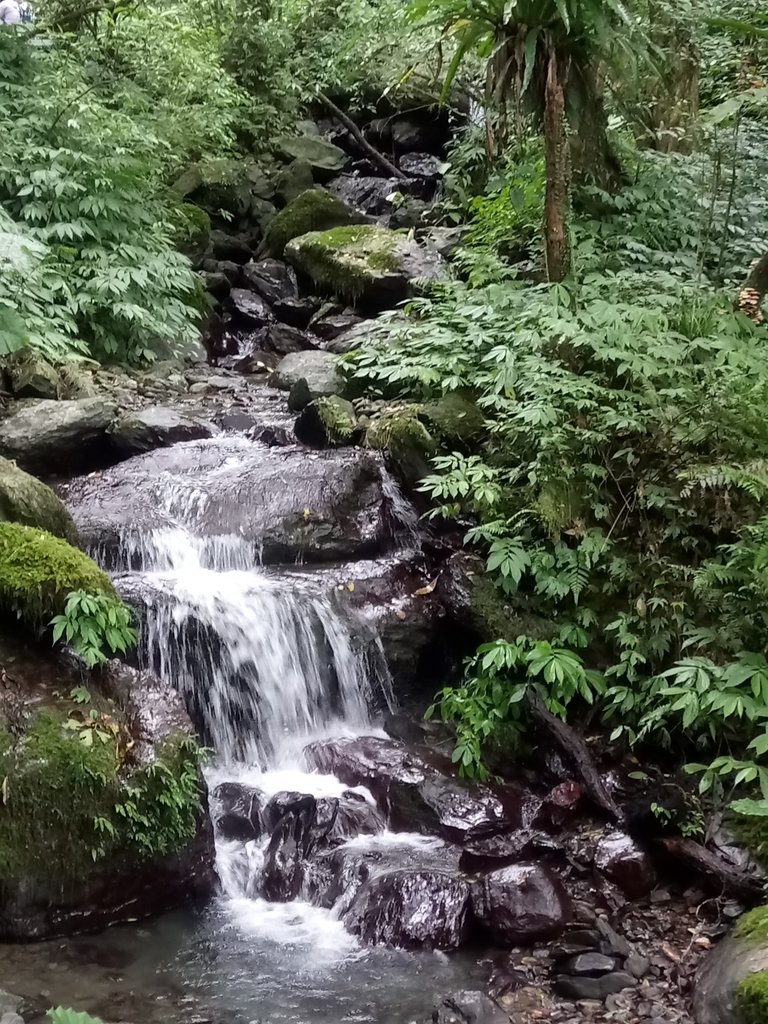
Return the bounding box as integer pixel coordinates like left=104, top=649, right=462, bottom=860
left=285, top=225, right=446, bottom=309
left=173, top=158, right=275, bottom=229
left=275, top=158, right=315, bottom=205
left=0, top=521, right=115, bottom=627
left=0, top=457, right=77, bottom=543
left=365, top=404, right=436, bottom=487
left=736, top=970, right=768, bottom=1024
left=421, top=393, right=485, bottom=446
left=736, top=907, right=768, bottom=943
left=294, top=396, right=359, bottom=448
left=263, top=190, right=366, bottom=258
left=3, top=349, right=60, bottom=399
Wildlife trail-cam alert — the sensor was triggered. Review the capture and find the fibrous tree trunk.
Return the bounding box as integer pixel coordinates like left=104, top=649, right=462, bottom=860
left=568, top=59, right=623, bottom=193
left=543, top=48, right=571, bottom=282
left=737, top=252, right=768, bottom=323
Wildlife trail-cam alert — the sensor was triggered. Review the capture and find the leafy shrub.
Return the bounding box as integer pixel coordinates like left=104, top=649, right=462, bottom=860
left=51, top=590, right=137, bottom=668
left=48, top=1009, right=104, bottom=1024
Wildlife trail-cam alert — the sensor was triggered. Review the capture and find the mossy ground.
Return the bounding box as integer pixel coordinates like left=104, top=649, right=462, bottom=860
left=735, top=970, right=768, bottom=1024
left=0, top=705, right=202, bottom=887
left=264, top=190, right=363, bottom=257
left=286, top=225, right=403, bottom=303
left=0, top=522, right=115, bottom=628
left=735, top=906, right=768, bottom=942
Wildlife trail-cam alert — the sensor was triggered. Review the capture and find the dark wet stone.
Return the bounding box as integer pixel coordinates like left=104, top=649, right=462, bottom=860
left=108, top=406, right=217, bottom=458
left=344, top=869, right=471, bottom=950
left=595, top=831, right=656, bottom=897
left=596, top=916, right=632, bottom=957
left=0, top=397, right=116, bottom=475
left=294, top=396, right=358, bottom=449
left=400, top=152, right=441, bottom=180
left=327, top=174, right=403, bottom=216
left=326, top=791, right=385, bottom=842
left=210, top=230, right=252, bottom=264
left=212, top=782, right=265, bottom=842
left=242, top=258, right=298, bottom=305
left=225, top=350, right=281, bottom=374
left=561, top=952, right=618, bottom=976
left=273, top=295, right=321, bottom=329
left=261, top=806, right=315, bottom=902
left=533, top=780, right=583, bottom=831
left=310, top=312, right=364, bottom=342
left=432, top=991, right=509, bottom=1024
left=229, top=288, right=272, bottom=326
left=304, top=735, right=511, bottom=842
left=471, top=863, right=571, bottom=946
left=554, top=972, right=637, bottom=1001
left=263, top=791, right=317, bottom=832
left=201, top=270, right=231, bottom=299
left=551, top=927, right=602, bottom=957
left=459, top=832, right=532, bottom=872
left=267, top=323, right=313, bottom=355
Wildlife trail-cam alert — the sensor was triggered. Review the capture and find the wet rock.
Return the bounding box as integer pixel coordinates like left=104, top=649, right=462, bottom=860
left=459, top=832, right=534, bottom=873
left=210, top=230, right=252, bottom=264
left=273, top=295, right=321, bottom=329
left=229, top=288, right=272, bottom=326
left=432, top=991, right=509, bottom=1024
left=201, top=270, right=230, bottom=300
left=271, top=350, right=343, bottom=398
left=0, top=397, right=116, bottom=475
left=263, top=791, right=317, bottom=831
left=226, top=350, right=281, bottom=374
left=0, top=455, right=77, bottom=542
left=400, top=152, right=442, bottom=180
left=274, top=135, right=347, bottom=179
left=533, top=780, right=583, bottom=831
left=391, top=116, right=435, bottom=153
left=325, top=318, right=391, bottom=354
left=596, top=916, right=632, bottom=957
left=285, top=225, right=447, bottom=311
left=344, top=869, right=471, bottom=950
left=64, top=437, right=398, bottom=565
left=108, top=406, right=216, bottom=458
left=212, top=782, right=265, bottom=841
left=327, top=791, right=385, bottom=842
left=242, top=258, right=298, bottom=306
left=262, top=806, right=315, bottom=902
left=4, top=349, right=61, bottom=399
left=267, top=323, right=313, bottom=355
left=294, top=396, right=358, bottom=448
left=304, top=735, right=510, bottom=842
left=310, top=312, right=363, bottom=342
left=275, top=158, right=315, bottom=206
left=554, top=972, right=637, bottom=1001
left=215, top=259, right=243, bottom=284
left=693, top=912, right=768, bottom=1024
left=561, top=952, right=618, bottom=976
left=471, top=863, right=571, bottom=945
left=595, top=831, right=656, bottom=897
left=328, top=175, right=404, bottom=217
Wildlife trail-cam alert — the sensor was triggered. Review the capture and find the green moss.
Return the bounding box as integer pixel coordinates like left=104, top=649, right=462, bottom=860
left=285, top=224, right=403, bottom=302
left=0, top=458, right=77, bottom=543
left=0, top=521, right=115, bottom=627
left=421, top=393, right=485, bottom=446
left=314, top=396, right=357, bottom=444
left=736, top=906, right=768, bottom=942
left=0, top=710, right=203, bottom=886
left=264, top=190, right=363, bottom=257
left=731, top=814, right=768, bottom=873
left=736, top=970, right=768, bottom=1024
left=365, top=405, right=435, bottom=487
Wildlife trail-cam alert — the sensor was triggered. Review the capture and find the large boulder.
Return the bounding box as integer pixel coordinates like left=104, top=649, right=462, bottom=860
left=0, top=398, right=116, bottom=475
left=274, top=135, right=347, bottom=179
left=211, top=782, right=266, bottom=842
left=285, top=225, right=447, bottom=310
left=270, top=350, right=343, bottom=400
left=107, top=407, right=217, bottom=458
left=0, top=654, right=214, bottom=939
left=471, top=864, right=571, bottom=946
left=694, top=907, right=768, bottom=1024
left=304, top=735, right=512, bottom=842
left=62, top=436, right=400, bottom=565
left=0, top=456, right=77, bottom=543
left=294, top=396, right=358, bottom=448
left=243, top=258, right=298, bottom=306
left=594, top=831, right=656, bottom=898
left=344, top=869, right=471, bottom=950
left=263, top=190, right=366, bottom=258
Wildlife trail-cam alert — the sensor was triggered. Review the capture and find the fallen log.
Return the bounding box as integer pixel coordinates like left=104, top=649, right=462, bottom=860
left=525, top=690, right=622, bottom=823
left=317, top=91, right=408, bottom=182
left=655, top=836, right=765, bottom=902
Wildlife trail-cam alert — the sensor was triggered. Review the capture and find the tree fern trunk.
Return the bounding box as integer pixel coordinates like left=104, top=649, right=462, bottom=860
left=543, top=49, right=571, bottom=282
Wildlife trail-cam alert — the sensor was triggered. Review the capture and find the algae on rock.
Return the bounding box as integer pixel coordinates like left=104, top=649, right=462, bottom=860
left=263, top=190, right=366, bottom=257
left=0, top=457, right=78, bottom=543
left=0, top=521, right=115, bottom=627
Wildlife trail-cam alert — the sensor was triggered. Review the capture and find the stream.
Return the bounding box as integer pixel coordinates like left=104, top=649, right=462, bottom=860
left=4, top=422, right=484, bottom=1023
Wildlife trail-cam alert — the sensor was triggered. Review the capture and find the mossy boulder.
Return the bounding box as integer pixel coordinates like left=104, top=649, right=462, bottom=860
left=275, top=158, right=315, bottom=205
left=294, top=396, right=359, bottom=448
left=365, top=404, right=436, bottom=488
left=274, top=135, right=347, bottom=179
left=263, top=190, right=366, bottom=258
left=2, top=350, right=92, bottom=401
left=0, top=521, right=115, bottom=628
left=173, top=157, right=275, bottom=229
left=694, top=907, right=768, bottom=1024
left=285, top=225, right=447, bottom=309
left=421, top=393, right=485, bottom=446
left=0, top=457, right=77, bottom=543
